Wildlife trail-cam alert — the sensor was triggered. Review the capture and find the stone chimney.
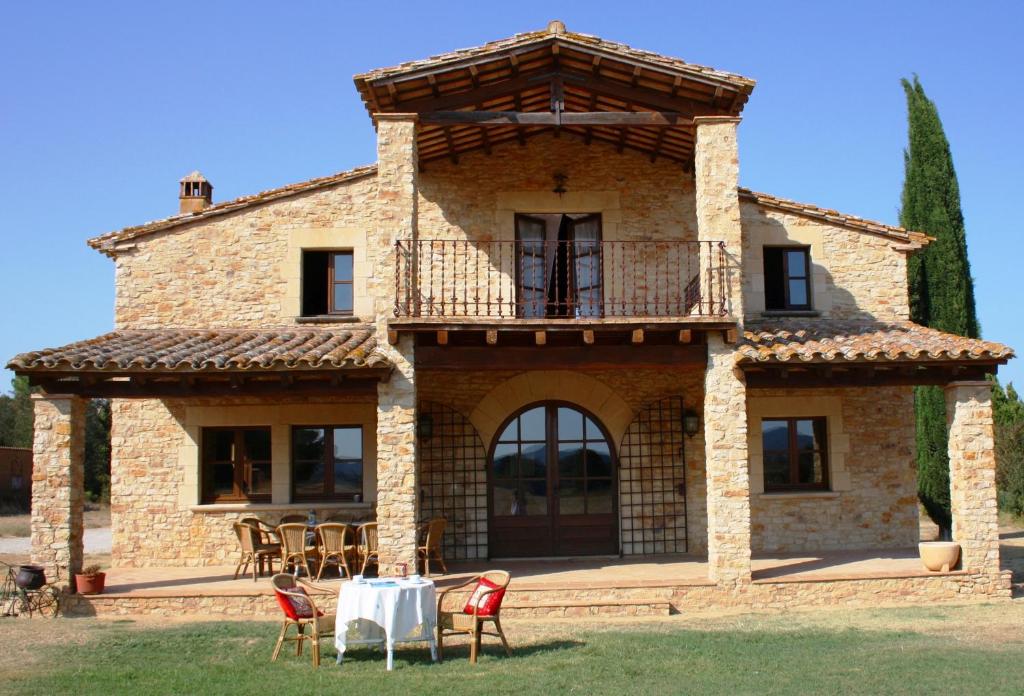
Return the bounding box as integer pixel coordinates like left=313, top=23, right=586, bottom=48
left=179, top=171, right=213, bottom=214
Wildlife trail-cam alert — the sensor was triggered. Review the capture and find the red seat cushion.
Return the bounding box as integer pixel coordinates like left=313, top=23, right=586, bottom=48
left=462, top=577, right=506, bottom=617
left=274, top=585, right=322, bottom=620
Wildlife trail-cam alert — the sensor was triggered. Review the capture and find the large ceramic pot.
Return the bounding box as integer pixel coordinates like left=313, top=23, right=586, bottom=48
left=919, top=541, right=961, bottom=572
left=74, top=572, right=106, bottom=595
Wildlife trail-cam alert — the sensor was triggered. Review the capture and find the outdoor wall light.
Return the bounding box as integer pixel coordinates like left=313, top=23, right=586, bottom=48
left=552, top=172, right=568, bottom=194
left=683, top=410, right=700, bottom=438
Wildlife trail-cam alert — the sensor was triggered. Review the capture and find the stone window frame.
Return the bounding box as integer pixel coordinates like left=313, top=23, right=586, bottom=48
left=181, top=402, right=377, bottom=510
left=747, top=394, right=851, bottom=497
left=284, top=228, right=371, bottom=321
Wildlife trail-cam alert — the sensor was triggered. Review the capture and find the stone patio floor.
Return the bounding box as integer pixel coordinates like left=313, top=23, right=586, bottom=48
left=93, top=548, right=954, bottom=598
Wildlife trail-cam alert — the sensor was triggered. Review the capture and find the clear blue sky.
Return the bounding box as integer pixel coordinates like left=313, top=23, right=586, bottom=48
left=2, top=1, right=1021, bottom=390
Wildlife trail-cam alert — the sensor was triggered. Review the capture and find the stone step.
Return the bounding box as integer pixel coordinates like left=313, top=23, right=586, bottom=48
left=503, top=598, right=673, bottom=618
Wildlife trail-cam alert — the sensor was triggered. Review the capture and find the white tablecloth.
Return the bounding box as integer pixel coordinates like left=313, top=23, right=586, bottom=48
left=335, top=578, right=437, bottom=670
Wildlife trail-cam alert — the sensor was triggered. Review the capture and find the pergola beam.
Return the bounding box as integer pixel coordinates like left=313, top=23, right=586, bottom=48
left=419, top=110, right=693, bottom=126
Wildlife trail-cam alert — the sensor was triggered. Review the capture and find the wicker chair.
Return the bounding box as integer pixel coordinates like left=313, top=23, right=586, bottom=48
left=233, top=522, right=281, bottom=581
left=270, top=574, right=336, bottom=668
left=315, top=523, right=357, bottom=580
left=357, top=522, right=378, bottom=575
left=278, top=523, right=319, bottom=577
left=240, top=517, right=277, bottom=544
left=417, top=518, right=449, bottom=577
left=436, top=570, right=512, bottom=664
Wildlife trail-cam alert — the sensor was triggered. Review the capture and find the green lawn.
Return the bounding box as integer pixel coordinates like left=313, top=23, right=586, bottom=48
left=5, top=610, right=1024, bottom=696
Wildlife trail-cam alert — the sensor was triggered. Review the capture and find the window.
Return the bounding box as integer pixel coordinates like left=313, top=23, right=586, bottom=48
left=301, top=250, right=353, bottom=316
left=761, top=417, right=829, bottom=491
left=201, top=427, right=272, bottom=503
left=292, top=426, right=363, bottom=501
left=763, top=247, right=811, bottom=311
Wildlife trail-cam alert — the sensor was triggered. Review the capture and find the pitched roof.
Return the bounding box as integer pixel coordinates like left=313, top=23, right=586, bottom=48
left=7, top=328, right=390, bottom=373
left=355, top=25, right=755, bottom=93
left=738, top=189, right=932, bottom=247
left=87, top=164, right=377, bottom=257
left=737, top=321, right=1014, bottom=365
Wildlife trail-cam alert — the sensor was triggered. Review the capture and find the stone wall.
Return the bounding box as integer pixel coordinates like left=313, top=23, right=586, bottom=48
left=747, top=386, right=919, bottom=552
left=110, top=396, right=378, bottom=568
left=741, top=201, right=912, bottom=322
left=30, top=395, right=86, bottom=579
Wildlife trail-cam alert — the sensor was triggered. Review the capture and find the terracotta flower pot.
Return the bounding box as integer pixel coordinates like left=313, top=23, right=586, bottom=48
left=919, top=542, right=960, bottom=572
left=75, top=572, right=106, bottom=595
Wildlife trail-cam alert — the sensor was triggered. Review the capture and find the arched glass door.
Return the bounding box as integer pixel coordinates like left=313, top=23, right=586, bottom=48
left=489, top=403, right=617, bottom=557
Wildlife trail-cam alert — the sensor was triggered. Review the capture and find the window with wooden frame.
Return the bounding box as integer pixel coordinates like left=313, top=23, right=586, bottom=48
left=763, top=246, right=811, bottom=311
left=291, top=426, right=363, bottom=501
left=201, top=427, right=272, bottom=503
left=301, top=250, right=354, bottom=316
left=761, top=417, right=829, bottom=491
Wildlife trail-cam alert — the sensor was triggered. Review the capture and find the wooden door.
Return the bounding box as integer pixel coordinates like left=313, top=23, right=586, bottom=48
left=489, top=403, right=618, bottom=558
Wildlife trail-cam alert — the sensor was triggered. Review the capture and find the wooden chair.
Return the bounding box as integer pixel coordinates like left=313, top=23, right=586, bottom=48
left=278, top=523, right=319, bottom=577
left=417, top=518, right=449, bottom=577
left=270, top=574, right=336, bottom=668
left=357, top=522, right=378, bottom=575
left=233, top=522, right=281, bottom=581
left=436, top=570, right=512, bottom=664
left=315, top=523, right=357, bottom=580
left=279, top=514, right=308, bottom=525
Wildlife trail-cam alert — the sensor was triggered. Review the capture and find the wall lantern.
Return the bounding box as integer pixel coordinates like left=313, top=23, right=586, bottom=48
left=683, top=410, right=700, bottom=438
left=417, top=413, right=434, bottom=440
left=552, top=172, right=568, bottom=194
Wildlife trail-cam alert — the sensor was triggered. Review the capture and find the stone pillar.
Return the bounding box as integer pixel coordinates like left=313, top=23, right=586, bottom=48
left=373, top=114, right=419, bottom=574
left=946, top=381, right=1000, bottom=574
left=30, top=394, right=87, bottom=583
left=694, top=116, right=744, bottom=319
left=703, top=333, right=752, bottom=584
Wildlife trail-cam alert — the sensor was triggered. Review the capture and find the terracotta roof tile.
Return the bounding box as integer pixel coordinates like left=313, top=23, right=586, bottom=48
left=7, top=328, right=390, bottom=373
left=737, top=321, right=1014, bottom=365
left=355, top=29, right=755, bottom=90
left=87, top=164, right=377, bottom=257
left=738, top=189, right=933, bottom=247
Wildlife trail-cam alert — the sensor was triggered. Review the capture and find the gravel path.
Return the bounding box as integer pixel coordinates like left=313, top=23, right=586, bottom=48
left=0, top=527, right=112, bottom=554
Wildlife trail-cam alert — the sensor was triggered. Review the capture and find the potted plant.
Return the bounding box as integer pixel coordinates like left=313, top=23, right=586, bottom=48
left=75, top=564, right=106, bottom=595
left=918, top=541, right=961, bottom=572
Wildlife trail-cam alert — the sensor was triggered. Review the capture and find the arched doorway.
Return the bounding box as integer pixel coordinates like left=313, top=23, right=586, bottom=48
left=488, top=402, right=617, bottom=557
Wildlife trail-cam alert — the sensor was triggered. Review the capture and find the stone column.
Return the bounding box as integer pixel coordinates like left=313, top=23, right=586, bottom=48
left=703, top=333, right=752, bottom=584
left=29, top=393, right=87, bottom=583
left=946, top=381, right=1000, bottom=574
left=373, top=114, right=419, bottom=574
left=694, top=116, right=744, bottom=319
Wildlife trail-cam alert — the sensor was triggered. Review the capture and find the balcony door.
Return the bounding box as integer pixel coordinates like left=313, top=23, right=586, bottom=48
left=515, top=213, right=602, bottom=318
left=489, top=403, right=618, bottom=558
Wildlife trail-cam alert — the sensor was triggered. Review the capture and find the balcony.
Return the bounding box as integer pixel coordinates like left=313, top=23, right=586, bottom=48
left=394, top=239, right=727, bottom=321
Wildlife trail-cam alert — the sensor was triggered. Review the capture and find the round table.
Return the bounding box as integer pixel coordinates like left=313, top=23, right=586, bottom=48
left=334, top=578, right=437, bottom=670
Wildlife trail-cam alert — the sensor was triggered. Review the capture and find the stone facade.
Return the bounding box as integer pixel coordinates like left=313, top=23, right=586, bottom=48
left=747, top=387, right=919, bottom=552
left=373, top=115, right=420, bottom=574
left=946, top=381, right=1000, bottom=574
left=29, top=394, right=86, bottom=580
left=702, top=334, right=752, bottom=583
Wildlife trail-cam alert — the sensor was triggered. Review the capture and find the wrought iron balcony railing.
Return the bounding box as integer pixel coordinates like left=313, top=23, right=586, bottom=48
left=394, top=239, right=727, bottom=319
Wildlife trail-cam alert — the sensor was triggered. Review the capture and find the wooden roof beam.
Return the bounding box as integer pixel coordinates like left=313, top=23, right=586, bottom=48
left=419, top=111, right=693, bottom=126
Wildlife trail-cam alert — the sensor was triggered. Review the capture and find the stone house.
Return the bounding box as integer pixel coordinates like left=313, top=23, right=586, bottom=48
left=9, top=22, right=1015, bottom=606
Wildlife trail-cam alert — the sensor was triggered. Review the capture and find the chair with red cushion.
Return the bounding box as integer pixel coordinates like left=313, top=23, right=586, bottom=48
left=436, top=570, right=512, bottom=664
left=270, top=573, right=336, bottom=667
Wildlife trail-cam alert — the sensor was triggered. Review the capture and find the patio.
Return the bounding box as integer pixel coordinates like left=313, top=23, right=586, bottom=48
left=61, top=548, right=980, bottom=619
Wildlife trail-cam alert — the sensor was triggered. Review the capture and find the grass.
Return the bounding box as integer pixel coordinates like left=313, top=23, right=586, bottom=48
left=4, top=604, right=1024, bottom=696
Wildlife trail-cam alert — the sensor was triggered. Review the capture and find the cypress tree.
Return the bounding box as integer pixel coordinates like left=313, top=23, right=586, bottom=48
left=899, top=75, right=979, bottom=537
